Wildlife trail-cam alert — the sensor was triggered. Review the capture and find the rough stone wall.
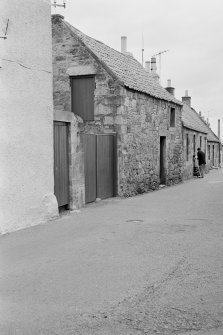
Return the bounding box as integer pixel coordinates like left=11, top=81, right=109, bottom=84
left=116, top=89, right=183, bottom=196
left=52, top=15, right=183, bottom=203
left=52, top=15, right=122, bottom=206
left=207, top=142, right=220, bottom=168
left=0, top=1, right=58, bottom=234
left=182, top=128, right=210, bottom=180
left=52, top=15, right=121, bottom=131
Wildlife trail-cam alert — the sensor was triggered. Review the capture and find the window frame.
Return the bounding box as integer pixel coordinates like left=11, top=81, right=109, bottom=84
left=170, top=107, right=176, bottom=128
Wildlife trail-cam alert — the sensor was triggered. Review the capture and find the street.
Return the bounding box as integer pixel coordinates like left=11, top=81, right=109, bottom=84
left=1, top=168, right=223, bottom=335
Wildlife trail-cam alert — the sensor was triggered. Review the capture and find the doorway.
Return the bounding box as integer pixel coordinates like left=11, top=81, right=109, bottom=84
left=54, top=121, right=69, bottom=209
left=84, top=133, right=116, bottom=203
left=160, top=136, right=166, bottom=184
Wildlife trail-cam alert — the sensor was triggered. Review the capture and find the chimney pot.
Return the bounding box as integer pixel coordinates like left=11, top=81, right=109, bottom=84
left=165, top=79, right=175, bottom=96
left=151, top=57, right=157, bottom=73
left=167, top=79, right=171, bottom=87
left=182, top=90, right=191, bottom=107
left=150, top=57, right=159, bottom=81
left=145, top=61, right=150, bottom=73
left=121, top=36, right=127, bottom=53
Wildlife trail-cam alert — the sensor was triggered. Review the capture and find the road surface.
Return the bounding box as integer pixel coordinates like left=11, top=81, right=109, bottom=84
left=1, top=169, right=223, bottom=334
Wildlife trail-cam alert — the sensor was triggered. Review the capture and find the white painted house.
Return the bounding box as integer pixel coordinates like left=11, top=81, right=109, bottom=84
left=0, top=0, right=58, bottom=233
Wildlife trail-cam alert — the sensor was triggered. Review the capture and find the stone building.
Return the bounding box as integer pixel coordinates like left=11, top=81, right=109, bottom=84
left=52, top=14, right=183, bottom=210
left=200, top=115, right=221, bottom=169
left=165, top=84, right=221, bottom=179
left=181, top=90, right=209, bottom=179
left=181, top=91, right=221, bottom=172
left=0, top=0, right=58, bottom=234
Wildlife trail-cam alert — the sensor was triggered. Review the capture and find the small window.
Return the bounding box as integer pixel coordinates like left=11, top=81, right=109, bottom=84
left=208, top=145, right=210, bottom=160
left=170, top=108, right=175, bottom=127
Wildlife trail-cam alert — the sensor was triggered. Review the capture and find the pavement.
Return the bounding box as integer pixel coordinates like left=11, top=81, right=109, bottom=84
left=1, top=168, right=223, bottom=334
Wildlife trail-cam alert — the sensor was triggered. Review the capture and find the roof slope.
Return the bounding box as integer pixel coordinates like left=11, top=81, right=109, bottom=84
left=182, top=103, right=208, bottom=134
left=182, top=103, right=220, bottom=142
left=202, top=121, right=220, bottom=142
left=63, top=20, right=182, bottom=105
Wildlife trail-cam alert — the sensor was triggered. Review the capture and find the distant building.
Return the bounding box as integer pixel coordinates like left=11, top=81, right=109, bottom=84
left=181, top=90, right=210, bottom=179
left=0, top=0, right=58, bottom=234
left=52, top=14, right=184, bottom=209
left=181, top=91, right=221, bottom=174
left=198, top=112, right=222, bottom=169
left=166, top=84, right=221, bottom=179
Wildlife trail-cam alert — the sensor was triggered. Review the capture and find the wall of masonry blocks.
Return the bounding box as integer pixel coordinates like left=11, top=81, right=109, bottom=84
left=117, top=89, right=183, bottom=196
left=182, top=128, right=206, bottom=180
left=52, top=15, right=183, bottom=205
left=207, top=141, right=220, bottom=169
left=182, top=128, right=220, bottom=180
left=52, top=15, right=122, bottom=207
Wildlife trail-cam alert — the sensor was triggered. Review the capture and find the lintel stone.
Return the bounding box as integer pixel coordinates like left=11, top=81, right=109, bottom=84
left=54, top=110, right=75, bottom=123
left=67, top=65, right=97, bottom=76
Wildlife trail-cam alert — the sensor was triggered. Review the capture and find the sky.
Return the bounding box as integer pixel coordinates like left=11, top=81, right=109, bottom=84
left=53, top=0, right=223, bottom=139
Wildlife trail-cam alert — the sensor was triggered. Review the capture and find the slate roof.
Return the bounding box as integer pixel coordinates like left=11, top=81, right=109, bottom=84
left=203, top=123, right=220, bottom=142
left=63, top=20, right=182, bottom=106
left=182, top=103, right=220, bottom=142
left=182, top=103, right=208, bottom=134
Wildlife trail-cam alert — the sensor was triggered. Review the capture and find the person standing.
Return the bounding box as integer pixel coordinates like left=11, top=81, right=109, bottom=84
left=197, top=148, right=206, bottom=178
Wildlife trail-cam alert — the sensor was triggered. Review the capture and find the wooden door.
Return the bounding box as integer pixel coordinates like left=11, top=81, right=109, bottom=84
left=84, top=134, right=116, bottom=203
left=71, top=76, right=95, bottom=121
left=97, top=135, right=114, bottom=199
left=84, top=134, right=97, bottom=203
left=54, top=122, right=69, bottom=208
left=160, top=136, right=166, bottom=184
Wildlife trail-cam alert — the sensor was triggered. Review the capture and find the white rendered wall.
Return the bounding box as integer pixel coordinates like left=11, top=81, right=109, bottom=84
left=0, top=0, right=58, bottom=234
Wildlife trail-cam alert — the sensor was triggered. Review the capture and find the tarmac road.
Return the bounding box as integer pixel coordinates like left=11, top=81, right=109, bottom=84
left=1, top=169, right=223, bottom=334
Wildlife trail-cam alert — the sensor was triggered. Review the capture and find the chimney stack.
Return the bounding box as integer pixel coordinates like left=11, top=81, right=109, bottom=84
left=145, top=61, right=150, bottom=73
left=151, top=57, right=157, bottom=73
left=121, top=36, right=127, bottom=54
left=218, top=119, right=221, bottom=139
left=165, top=79, right=175, bottom=96
left=182, top=90, right=191, bottom=107
left=150, top=57, right=159, bottom=81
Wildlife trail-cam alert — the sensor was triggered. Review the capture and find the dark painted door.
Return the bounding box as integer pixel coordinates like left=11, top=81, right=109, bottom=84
left=97, top=135, right=114, bottom=199
left=54, top=122, right=69, bottom=207
left=160, top=136, right=166, bottom=184
left=71, top=76, right=95, bottom=121
left=84, top=134, right=116, bottom=203
left=84, top=134, right=97, bottom=203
